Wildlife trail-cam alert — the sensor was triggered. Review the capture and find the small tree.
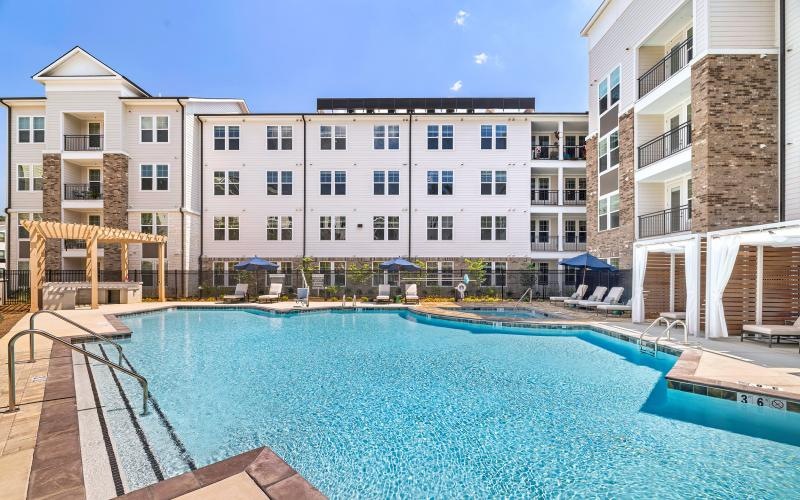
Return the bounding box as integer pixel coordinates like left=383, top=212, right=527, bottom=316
left=299, top=257, right=315, bottom=286
left=464, top=258, right=487, bottom=287
left=347, top=262, right=372, bottom=294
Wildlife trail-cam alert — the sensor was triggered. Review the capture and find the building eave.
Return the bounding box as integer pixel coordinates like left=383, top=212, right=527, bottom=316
left=580, top=0, right=614, bottom=37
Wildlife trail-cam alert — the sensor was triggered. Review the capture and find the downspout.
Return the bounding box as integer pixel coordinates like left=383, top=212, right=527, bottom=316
left=177, top=99, right=186, bottom=274
left=779, top=0, right=786, bottom=221
left=1, top=99, right=10, bottom=267
left=302, top=114, right=307, bottom=257
left=198, top=119, right=204, bottom=270
left=407, top=112, right=412, bottom=258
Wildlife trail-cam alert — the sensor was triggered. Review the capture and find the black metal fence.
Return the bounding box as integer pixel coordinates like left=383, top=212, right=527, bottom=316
left=0, top=268, right=632, bottom=305
left=638, top=36, right=693, bottom=98
left=63, top=134, right=104, bottom=151
left=638, top=121, right=692, bottom=169
left=64, top=183, right=103, bottom=200
left=639, top=204, right=692, bottom=238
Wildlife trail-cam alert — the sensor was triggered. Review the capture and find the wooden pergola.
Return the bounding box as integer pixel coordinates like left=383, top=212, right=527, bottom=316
left=22, top=220, right=168, bottom=311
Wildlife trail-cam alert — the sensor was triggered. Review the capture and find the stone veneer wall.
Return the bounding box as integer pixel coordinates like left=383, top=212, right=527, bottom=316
left=102, top=153, right=129, bottom=272
left=691, top=54, right=779, bottom=232
left=42, top=153, right=62, bottom=269
left=585, top=110, right=636, bottom=268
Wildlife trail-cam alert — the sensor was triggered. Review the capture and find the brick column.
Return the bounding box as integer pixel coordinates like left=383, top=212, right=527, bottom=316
left=42, top=153, right=62, bottom=269
left=102, top=153, right=129, bottom=274
left=691, top=54, right=779, bottom=232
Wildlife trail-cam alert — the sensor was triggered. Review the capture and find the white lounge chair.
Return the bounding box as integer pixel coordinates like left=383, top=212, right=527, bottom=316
left=742, top=317, right=800, bottom=347
left=578, top=286, right=624, bottom=309
left=223, top=283, right=248, bottom=303
left=258, top=283, right=283, bottom=303
left=376, top=284, right=391, bottom=303
left=597, top=299, right=632, bottom=317
left=564, top=286, right=607, bottom=307
left=550, top=284, right=588, bottom=305
left=295, top=287, right=309, bottom=307
left=404, top=284, right=419, bottom=304
left=660, top=311, right=686, bottom=321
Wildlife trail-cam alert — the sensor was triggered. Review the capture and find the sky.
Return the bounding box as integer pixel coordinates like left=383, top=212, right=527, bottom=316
left=0, top=0, right=598, bottom=210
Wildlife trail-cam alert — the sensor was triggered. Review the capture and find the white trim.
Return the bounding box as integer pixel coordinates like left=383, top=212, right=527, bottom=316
left=425, top=124, right=455, bottom=151
left=15, top=115, right=46, bottom=145
left=138, top=163, right=171, bottom=192
left=265, top=124, right=293, bottom=151
left=371, top=124, right=402, bottom=151
left=138, top=114, right=170, bottom=145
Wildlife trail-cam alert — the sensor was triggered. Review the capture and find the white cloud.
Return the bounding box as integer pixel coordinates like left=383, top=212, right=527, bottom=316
left=450, top=80, right=463, bottom=92
left=454, top=10, right=469, bottom=26
left=474, top=52, right=488, bottom=64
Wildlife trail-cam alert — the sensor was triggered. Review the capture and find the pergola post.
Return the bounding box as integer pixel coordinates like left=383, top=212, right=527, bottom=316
left=86, top=234, right=99, bottom=309
left=28, top=229, right=45, bottom=313
left=120, top=242, right=129, bottom=281
left=756, top=245, right=764, bottom=325
left=158, top=242, right=166, bottom=302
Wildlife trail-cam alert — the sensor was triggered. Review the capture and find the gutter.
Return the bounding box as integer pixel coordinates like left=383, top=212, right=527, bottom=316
left=407, top=112, right=412, bottom=258
left=779, top=0, right=786, bottom=221
left=198, top=119, right=204, bottom=270
left=1, top=99, right=10, bottom=266
left=177, top=99, right=186, bottom=273
left=302, top=115, right=307, bottom=257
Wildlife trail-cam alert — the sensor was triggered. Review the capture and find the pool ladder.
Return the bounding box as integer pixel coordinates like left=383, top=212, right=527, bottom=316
left=341, top=294, right=356, bottom=308
left=638, top=317, right=688, bottom=356
left=514, top=288, right=533, bottom=310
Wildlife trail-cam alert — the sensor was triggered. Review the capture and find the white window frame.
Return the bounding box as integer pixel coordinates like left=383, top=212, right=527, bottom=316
left=139, top=115, right=169, bottom=144
left=373, top=215, right=400, bottom=241
left=213, top=170, right=239, bottom=196
left=598, top=65, right=621, bottom=118
left=320, top=125, right=347, bottom=150
left=213, top=125, right=240, bottom=150
left=427, top=124, right=454, bottom=150
left=480, top=216, right=507, bottom=241
left=597, top=191, right=620, bottom=232
left=140, top=164, right=170, bottom=192
left=140, top=212, right=168, bottom=236
left=213, top=216, right=239, bottom=241
left=16, top=164, right=43, bottom=192
left=17, top=116, right=45, bottom=144
left=598, top=128, right=619, bottom=175
left=266, top=216, right=293, bottom=241
left=18, top=212, right=43, bottom=240
left=266, top=125, right=293, bottom=150
left=480, top=124, right=508, bottom=150
left=373, top=124, right=401, bottom=150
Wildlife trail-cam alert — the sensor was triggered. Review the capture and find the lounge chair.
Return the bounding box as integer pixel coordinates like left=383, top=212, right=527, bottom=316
left=294, top=287, right=309, bottom=307
left=564, top=286, right=607, bottom=307
left=550, top=284, right=588, bottom=305
left=223, top=283, right=248, bottom=303
left=404, top=284, right=419, bottom=304
left=258, top=283, right=283, bottom=303
left=376, top=284, right=391, bottom=303
left=742, top=317, right=800, bottom=347
left=660, top=311, right=686, bottom=321
left=597, top=299, right=632, bottom=317
left=577, top=286, right=624, bottom=309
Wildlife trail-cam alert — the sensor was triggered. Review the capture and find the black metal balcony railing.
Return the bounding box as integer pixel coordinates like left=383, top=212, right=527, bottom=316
left=64, top=239, right=86, bottom=250
left=563, top=189, right=587, bottom=206
left=64, top=184, right=103, bottom=200
left=639, top=204, right=692, bottom=238
left=638, top=121, right=692, bottom=169
left=531, top=145, right=559, bottom=160
left=563, top=145, right=586, bottom=160
left=64, top=134, right=104, bottom=151
left=531, top=240, right=559, bottom=251
left=562, top=240, right=587, bottom=252
left=531, top=190, right=559, bottom=205
left=638, top=36, right=693, bottom=98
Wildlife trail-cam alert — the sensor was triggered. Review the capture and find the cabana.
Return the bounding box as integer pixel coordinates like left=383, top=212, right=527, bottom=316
left=632, top=234, right=702, bottom=336
left=22, top=220, right=168, bottom=311
left=706, top=221, right=800, bottom=338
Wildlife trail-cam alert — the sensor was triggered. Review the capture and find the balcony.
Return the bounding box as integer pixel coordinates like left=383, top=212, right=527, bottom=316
left=638, top=121, right=691, bottom=169
left=530, top=239, right=587, bottom=252
left=562, top=240, right=587, bottom=252
left=531, top=145, right=559, bottom=160
left=64, top=135, right=104, bottom=151
left=638, top=36, right=692, bottom=98
left=64, top=184, right=103, bottom=200
left=64, top=239, right=86, bottom=250
left=563, top=145, right=586, bottom=161
left=638, top=204, right=691, bottom=238
left=531, top=240, right=559, bottom=251
left=531, top=189, right=587, bottom=206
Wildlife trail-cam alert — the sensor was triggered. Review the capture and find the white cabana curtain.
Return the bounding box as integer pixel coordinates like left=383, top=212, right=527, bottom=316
left=632, top=245, right=648, bottom=323
left=683, top=240, right=699, bottom=335
left=706, top=236, right=741, bottom=338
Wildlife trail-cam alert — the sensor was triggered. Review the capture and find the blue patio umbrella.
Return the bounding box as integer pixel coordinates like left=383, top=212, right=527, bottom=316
left=234, top=257, right=279, bottom=272
left=559, top=252, right=617, bottom=285
left=379, top=258, right=421, bottom=272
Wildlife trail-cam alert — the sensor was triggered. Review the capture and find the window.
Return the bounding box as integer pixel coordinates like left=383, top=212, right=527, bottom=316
left=373, top=216, right=400, bottom=240
left=373, top=171, right=385, bottom=195
left=481, top=124, right=508, bottom=149
left=140, top=213, right=168, bottom=236
left=374, top=125, right=400, bottom=150
left=598, top=193, right=620, bottom=231
left=266, top=171, right=279, bottom=195
left=483, top=262, right=507, bottom=286
left=428, top=170, right=454, bottom=195
left=213, top=261, right=235, bottom=287
left=598, top=67, right=620, bottom=115
left=213, top=125, right=239, bottom=150
left=427, top=216, right=438, bottom=240
left=281, top=216, right=292, bottom=240
left=213, top=171, right=238, bottom=195
left=495, top=216, right=507, bottom=240
left=213, top=216, right=239, bottom=240
left=608, top=257, right=621, bottom=269
left=320, top=171, right=332, bottom=195
left=18, top=213, right=42, bottom=239
left=320, top=216, right=331, bottom=240
left=140, top=116, right=168, bottom=143
left=598, top=130, right=619, bottom=173
left=266, top=125, right=293, bottom=150
left=266, top=171, right=291, bottom=196
left=564, top=220, right=586, bottom=244
left=481, top=216, right=507, bottom=240
left=481, top=171, right=492, bottom=194
left=140, top=164, right=169, bottom=191
left=17, top=165, right=43, bottom=191
left=319, top=171, right=345, bottom=195
left=481, top=170, right=507, bottom=195
left=442, top=216, right=453, bottom=240
left=18, top=116, right=44, bottom=143
left=427, top=171, right=439, bottom=195
left=334, top=171, right=346, bottom=195
left=320, top=125, right=346, bottom=150
left=427, top=216, right=453, bottom=240
left=319, top=216, right=345, bottom=240
left=88, top=214, right=101, bottom=226
left=481, top=216, right=492, bottom=240
left=427, top=125, right=454, bottom=150
left=387, top=170, right=400, bottom=195
left=281, top=171, right=292, bottom=195
left=267, top=217, right=278, bottom=240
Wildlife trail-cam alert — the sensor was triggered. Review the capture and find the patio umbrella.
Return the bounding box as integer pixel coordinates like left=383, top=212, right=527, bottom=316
left=234, top=257, right=279, bottom=272
left=559, top=252, right=617, bottom=285
left=379, top=258, right=421, bottom=272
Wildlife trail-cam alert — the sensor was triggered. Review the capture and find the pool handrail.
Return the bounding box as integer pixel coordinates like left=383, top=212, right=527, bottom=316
left=29, top=310, right=124, bottom=365
left=514, top=288, right=533, bottom=310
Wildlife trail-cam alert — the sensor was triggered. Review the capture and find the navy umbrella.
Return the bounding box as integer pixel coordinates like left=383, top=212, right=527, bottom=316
left=379, top=258, right=421, bottom=272
left=234, top=257, right=279, bottom=272
left=559, top=252, right=617, bottom=285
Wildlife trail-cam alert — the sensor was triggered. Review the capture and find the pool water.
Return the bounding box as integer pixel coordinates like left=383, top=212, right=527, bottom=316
left=457, top=306, right=549, bottom=319
left=87, top=309, right=800, bottom=498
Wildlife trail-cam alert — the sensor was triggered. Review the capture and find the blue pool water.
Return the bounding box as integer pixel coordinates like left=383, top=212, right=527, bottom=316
left=87, top=309, right=800, bottom=498
left=457, top=307, right=549, bottom=319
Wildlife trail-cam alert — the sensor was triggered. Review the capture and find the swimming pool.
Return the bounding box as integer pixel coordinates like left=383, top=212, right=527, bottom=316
left=455, top=306, right=550, bottom=319
left=85, top=308, right=800, bottom=497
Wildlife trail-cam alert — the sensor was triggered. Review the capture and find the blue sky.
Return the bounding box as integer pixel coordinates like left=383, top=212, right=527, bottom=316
left=0, top=0, right=597, bottom=209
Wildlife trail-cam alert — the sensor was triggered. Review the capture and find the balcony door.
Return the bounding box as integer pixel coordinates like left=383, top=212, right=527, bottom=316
left=535, top=177, right=550, bottom=203
left=668, top=115, right=680, bottom=154
left=88, top=169, right=101, bottom=198
left=670, top=187, right=682, bottom=232
left=88, top=122, right=101, bottom=150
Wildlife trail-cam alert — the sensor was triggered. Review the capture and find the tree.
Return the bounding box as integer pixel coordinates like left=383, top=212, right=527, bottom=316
left=464, top=258, right=487, bottom=286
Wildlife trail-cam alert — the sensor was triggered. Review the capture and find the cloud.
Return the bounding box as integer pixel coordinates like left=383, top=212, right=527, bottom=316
left=474, top=52, right=488, bottom=64
left=450, top=80, right=463, bottom=92
left=454, top=10, right=469, bottom=26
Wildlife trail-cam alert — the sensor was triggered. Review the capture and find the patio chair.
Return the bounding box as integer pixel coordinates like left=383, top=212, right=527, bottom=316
left=223, top=283, right=248, bottom=303
left=577, top=286, right=624, bottom=309
left=295, top=287, right=309, bottom=307
left=404, top=284, right=419, bottom=304
left=258, top=283, right=283, bottom=303
left=660, top=311, right=686, bottom=321
left=549, top=284, right=588, bottom=305
left=742, top=316, right=800, bottom=347
left=597, top=299, right=632, bottom=317
left=564, top=286, right=606, bottom=307
left=376, top=284, right=391, bottom=303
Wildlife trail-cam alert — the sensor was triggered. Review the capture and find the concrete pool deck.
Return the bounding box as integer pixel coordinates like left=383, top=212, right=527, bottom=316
left=1, top=299, right=800, bottom=498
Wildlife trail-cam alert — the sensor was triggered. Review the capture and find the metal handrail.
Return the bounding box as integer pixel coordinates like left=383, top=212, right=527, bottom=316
left=639, top=318, right=688, bottom=355
left=29, top=310, right=124, bottom=365
left=6, top=328, right=148, bottom=415
left=515, top=288, right=532, bottom=310
left=638, top=121, right=692, bottom=169
left=639, top=204, right=692, bottom=238
left=638, top=36, right=693, bottom=98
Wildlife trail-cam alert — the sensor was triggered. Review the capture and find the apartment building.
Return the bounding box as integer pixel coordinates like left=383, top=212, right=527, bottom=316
left=581, top=0, right=781, bottom=269
left=2, top=48, right=588, bottom=283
